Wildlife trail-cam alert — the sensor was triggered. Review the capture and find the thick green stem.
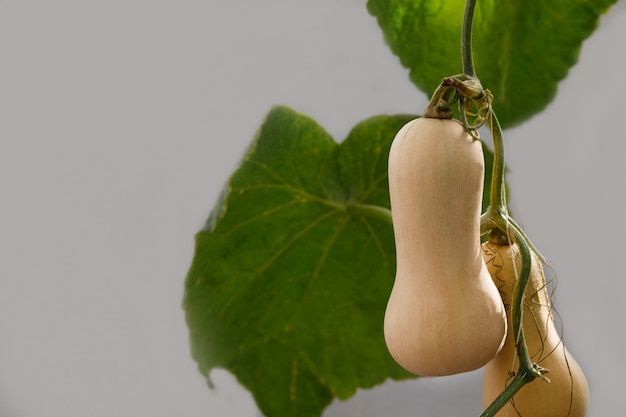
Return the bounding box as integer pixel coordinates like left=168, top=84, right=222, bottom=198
left=479, top=369, right=536, bottom=417
left=509, top=229, right=535, bottom=372
left=462, top=0, right=478, bottom=78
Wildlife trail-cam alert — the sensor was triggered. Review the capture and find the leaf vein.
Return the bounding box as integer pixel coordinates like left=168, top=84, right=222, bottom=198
left=218, top=209, right=341, bottom=318
left=207, top=198, right=300, bottom=242
left=231, top=183, right=344, bottom=211
left=357, top=171, right=388, bottom=204
left=359, top=216, right=392, bottom=272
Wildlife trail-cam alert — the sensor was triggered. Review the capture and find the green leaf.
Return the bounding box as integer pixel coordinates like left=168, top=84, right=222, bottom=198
left=367, top=0, right=617, bottom=128
left=184, top=106, right=416, bottom=417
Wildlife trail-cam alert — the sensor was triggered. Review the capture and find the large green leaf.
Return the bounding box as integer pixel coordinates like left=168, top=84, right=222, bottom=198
left=367, top=0, right=617, bottom=128
left=184, top=106, right=416, bottom=417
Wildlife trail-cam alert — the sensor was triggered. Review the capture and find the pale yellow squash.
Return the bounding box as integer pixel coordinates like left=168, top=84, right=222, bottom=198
left=481, top=241, right=589, bottom=417
left=384, top=117, right=507, bottom=376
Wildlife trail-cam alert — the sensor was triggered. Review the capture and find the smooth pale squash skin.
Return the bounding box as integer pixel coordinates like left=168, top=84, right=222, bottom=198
left=384, top=117, right=507, bottom=376
left=481, top=242, right=589, bottom=417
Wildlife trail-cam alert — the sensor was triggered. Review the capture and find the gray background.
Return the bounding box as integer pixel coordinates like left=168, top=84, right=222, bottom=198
left=1, top=1, right=625, bottom=416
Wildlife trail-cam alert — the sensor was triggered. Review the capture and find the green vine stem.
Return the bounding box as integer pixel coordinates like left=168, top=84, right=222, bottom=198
left=476, top=108, right=549, bottom=416
left=462, top=0, right=478, bottom=78
left=480, top=112, right=546, bottom=263
left=479, top=367, right=537, bottom=417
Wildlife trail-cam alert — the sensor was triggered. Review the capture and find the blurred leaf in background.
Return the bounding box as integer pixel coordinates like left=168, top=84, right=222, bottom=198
left=367, top=0, right=617, bottom=127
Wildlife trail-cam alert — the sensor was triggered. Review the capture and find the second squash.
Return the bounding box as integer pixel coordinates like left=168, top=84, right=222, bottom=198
left=481, top=241, right=589, bottom=417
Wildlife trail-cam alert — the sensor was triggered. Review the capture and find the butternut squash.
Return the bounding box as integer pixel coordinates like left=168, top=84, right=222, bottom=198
left=481, top=241, right=589, bottom=417
left=384, top=117, right=507, bottom=376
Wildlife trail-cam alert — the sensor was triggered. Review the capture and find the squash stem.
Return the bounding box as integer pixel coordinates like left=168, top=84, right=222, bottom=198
left=423, top=84, right=458, bottom=119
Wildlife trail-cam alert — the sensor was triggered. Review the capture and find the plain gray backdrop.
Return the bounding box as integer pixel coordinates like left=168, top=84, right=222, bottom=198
left=1, top=1, right=625, bottom=416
